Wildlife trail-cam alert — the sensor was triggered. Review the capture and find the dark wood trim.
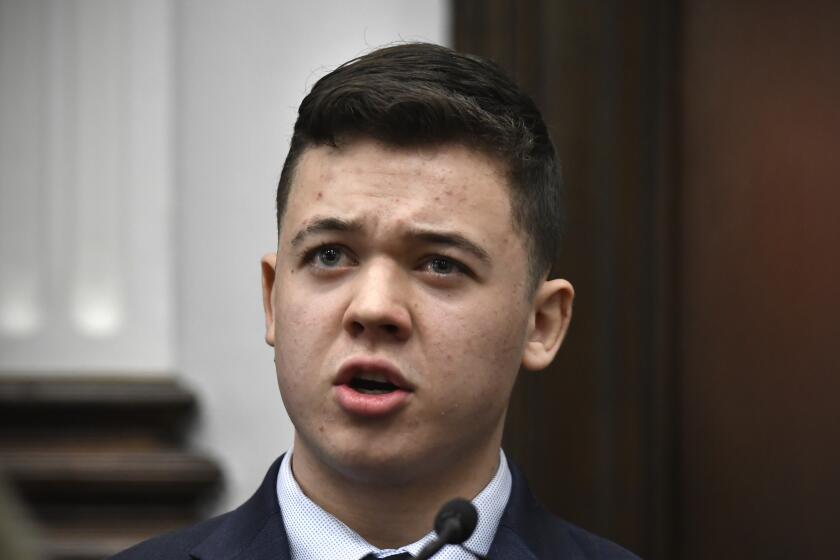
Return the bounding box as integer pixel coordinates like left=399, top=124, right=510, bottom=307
left=0, top=376, right=197, bottom=442
left=2, top=450, right=221, bottom=504
left=632, top=1, right=683, bottom=557
left=453, top=2, right=682, bottom=557
left=0, top=376, right=222, bottom=559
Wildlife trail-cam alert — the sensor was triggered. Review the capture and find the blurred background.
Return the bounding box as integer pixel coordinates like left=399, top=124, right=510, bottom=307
left=0, top=1, right=837, bottom=559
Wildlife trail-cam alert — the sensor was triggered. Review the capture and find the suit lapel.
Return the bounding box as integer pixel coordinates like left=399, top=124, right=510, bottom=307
left=487, top=524, right=540, bottom=560
left=487, top=462, right=540, bottom=560
left=488, top=461, right=587, bottom=560
left=190, top=456, right=291, bottom=560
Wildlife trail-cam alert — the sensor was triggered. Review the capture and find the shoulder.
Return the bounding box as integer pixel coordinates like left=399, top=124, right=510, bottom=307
left=108, top=514, right=229, bottom=559
left=497, top=461, right=641, bottom=560
left=496, top=504, right=641, bottom=560
left=535, top=514, right=641, bottom=560
left=109, top=455, right=287, bottom=559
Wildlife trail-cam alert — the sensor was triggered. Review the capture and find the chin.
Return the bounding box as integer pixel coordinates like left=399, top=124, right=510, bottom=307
left=311, top=437, right=432, bottom=486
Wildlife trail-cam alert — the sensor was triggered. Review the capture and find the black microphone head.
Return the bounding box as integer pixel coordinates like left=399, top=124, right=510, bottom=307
left=434, top=498, right=478, bottom=544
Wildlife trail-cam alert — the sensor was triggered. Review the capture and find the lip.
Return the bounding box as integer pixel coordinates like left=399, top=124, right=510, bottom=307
left=334, top=357, right=414, bottom=390
left=333, top=357, right=414, bottom=418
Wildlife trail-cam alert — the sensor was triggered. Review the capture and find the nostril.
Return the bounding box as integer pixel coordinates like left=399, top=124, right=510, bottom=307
left=346, top=321, right=402, bottom=338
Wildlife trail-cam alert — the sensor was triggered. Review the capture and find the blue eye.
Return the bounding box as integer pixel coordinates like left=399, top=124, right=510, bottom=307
left=427, top=257, right=457, bottom=275
left=301, top=244, right=356, bottom=272
left=317, top=246, right=343, bottom=267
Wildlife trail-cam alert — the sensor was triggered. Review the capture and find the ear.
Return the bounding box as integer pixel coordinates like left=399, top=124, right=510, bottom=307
left=261, top=252, right=278, bottom=347
left=521, top=278, right=574, bottom=371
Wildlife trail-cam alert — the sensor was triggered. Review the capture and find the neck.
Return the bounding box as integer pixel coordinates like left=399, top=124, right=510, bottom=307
left=290, top=435, right=501, bottom=549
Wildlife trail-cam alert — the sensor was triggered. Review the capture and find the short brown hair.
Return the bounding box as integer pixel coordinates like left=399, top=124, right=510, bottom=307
left=276, top=43, right=563, bottom=287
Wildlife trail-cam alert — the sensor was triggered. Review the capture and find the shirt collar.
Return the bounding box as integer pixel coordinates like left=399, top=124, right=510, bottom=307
left=277, top=449, right=512, bottom=560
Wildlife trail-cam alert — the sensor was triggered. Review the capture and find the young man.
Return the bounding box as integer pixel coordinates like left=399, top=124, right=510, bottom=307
left=113, top=43, right=638, bottom=560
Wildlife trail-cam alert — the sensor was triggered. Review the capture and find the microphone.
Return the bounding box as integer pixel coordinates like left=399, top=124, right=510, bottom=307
left=413, top=498, right=478, bottom=560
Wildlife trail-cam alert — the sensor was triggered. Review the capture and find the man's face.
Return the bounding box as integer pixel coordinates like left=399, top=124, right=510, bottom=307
left=262, top=139, right=569, bottom=484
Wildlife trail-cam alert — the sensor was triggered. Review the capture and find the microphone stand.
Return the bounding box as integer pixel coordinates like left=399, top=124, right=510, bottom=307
left=413, top=517, right=458, bottom=560
left=412, top=498, right=485, bottom=560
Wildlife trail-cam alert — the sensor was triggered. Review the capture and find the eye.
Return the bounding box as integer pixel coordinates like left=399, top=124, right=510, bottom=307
left=318, top=246, right=342, bottom=266
left=303, top=244, right=355, bottom=269
left=429, top=257, right=455, bottom=274
left=421, top=256, right=467, bottom=277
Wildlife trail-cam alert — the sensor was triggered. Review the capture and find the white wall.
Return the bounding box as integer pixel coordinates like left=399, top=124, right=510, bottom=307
left=0, top=0, right=174, bottom=371
left=0, top=0, right=449, bottom=514
left=174, top=0, right=451, bottom=513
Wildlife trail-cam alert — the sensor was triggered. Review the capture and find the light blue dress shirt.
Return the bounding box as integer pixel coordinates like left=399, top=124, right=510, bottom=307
left=276, top=449, right=512, bottom=560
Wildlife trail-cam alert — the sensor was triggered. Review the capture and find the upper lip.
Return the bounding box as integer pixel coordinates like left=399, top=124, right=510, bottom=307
left=334, top=357, right=414, bottom=391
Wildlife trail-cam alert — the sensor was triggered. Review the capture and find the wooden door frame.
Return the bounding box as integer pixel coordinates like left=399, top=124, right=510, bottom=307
left=453, top=1, right=683, bottom=557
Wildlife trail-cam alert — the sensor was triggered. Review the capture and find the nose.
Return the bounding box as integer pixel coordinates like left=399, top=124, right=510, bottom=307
left=342, top=258, right=413, bottom=342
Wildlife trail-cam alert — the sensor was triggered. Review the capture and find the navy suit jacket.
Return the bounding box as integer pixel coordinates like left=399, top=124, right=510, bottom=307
left=111, top=456, right=640, bottom=560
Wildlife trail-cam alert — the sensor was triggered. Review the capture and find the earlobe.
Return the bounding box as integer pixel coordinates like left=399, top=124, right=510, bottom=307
left=261, top=252, right=278, bottom=347
left=521, top=278, right=574, bottom=371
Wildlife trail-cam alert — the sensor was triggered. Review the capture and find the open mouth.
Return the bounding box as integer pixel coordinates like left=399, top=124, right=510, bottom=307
left=348, top=373, right=400, bottom=395
left=334, top=359, right=411, bottom=416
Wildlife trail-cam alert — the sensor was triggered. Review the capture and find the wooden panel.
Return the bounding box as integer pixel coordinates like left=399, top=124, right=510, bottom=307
left=680, top=1, right=840, bottom=557
left=0, top=377, right=222, bottom=560
left=0, top=376, right=196, bottom=442
left=454, top=2, right=681, bottom=557
left=3, top=450, right=220, bottom=505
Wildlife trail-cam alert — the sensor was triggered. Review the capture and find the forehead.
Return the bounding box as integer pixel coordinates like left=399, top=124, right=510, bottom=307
left=282, top=140, right=518, bottom=243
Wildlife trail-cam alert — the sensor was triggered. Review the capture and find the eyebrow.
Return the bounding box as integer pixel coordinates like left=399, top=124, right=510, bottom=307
left=406, top=228, right=491, bottom=265
left=290, top=217, right=363, bottom=248
left=289, top=217, right=491, bottom=265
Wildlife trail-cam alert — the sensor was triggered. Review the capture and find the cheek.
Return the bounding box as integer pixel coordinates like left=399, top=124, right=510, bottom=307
left=275, top=272, right=342, bottom=336
left=467, top=300, right=527, bottom=359
left=427, top=297, right=528, bottom=398
left=273, top=296, right=334, bottom=426
left=273, top=281, right=341, bottom=386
